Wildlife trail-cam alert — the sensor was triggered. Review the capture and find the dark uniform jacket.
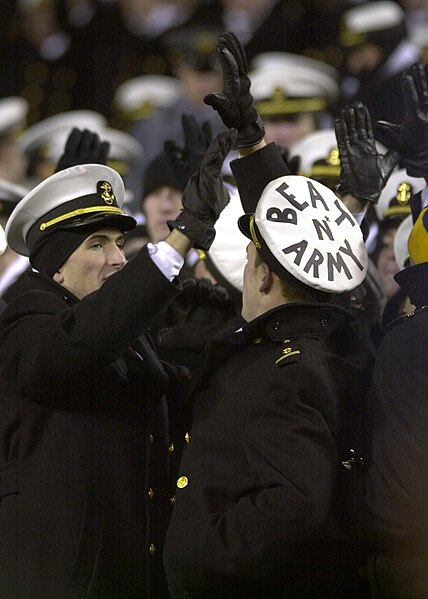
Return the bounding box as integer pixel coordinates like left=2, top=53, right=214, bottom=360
left=0, top=246, right=185, bottom=599
left=164, top=143, right=373, bottom=598
left=164, top=303, right=372, bottom=598
left=365, top=262, right=428, bottom=598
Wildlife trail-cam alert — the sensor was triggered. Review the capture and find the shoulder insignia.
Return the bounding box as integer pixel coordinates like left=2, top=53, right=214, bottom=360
left=275, top=340, right=301, bottom=367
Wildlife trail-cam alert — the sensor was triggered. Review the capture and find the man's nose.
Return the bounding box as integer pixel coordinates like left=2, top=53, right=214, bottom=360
left=108, top=244, right=126, bottom=267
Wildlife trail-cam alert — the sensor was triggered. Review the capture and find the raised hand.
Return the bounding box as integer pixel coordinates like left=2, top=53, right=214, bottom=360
left=164, top=114, right=212, bottom=188
left=204, top=31, right=264, bottom=149
left=55, top=128, right=110, bottom=173
left=375, top=62, right=428, bottom=178
left=167, top=128, right=237, bottom=250
left=335, top=101, right=399, bottom=203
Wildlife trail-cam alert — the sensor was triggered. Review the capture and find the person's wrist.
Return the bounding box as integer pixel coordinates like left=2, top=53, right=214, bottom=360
left=235, top=116, right=265, bottom=149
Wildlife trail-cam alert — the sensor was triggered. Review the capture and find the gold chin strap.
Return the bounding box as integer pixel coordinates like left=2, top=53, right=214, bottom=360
left=39, top=205, right=124, bottom=231
left=249, top=214, right=261, bottom=249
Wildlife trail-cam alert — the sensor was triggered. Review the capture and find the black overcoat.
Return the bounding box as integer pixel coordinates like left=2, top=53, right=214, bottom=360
left=0, top=246, right=183, bottom=599
left=365, top=262, right=428, bottom=597
left=164, top=303, right=372, bottom=598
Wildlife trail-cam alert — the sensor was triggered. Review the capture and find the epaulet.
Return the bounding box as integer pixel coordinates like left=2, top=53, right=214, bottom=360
left=275, top=339, right=301, bottom=368
left=386, top=304, right=428, bottom=331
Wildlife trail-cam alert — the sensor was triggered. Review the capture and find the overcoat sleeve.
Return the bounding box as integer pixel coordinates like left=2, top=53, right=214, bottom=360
left=0, top=246, right=180, bottom=397
left=230, top=142, right=290, bottom=213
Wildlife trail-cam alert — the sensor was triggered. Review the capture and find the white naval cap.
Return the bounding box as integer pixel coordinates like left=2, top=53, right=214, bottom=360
left=6, top=163, right=135, bottom=256
left=17, top=110, right=108, bottom=156
left=113, top=75, right=184, bottom=121
left=375, top=168, right=425, bottom=222
left=249, top=54, right=339, bottom=116
left=0, top=225, right=6, bottom=255
left=288, top=129, right=340, bottom=180
left=0, top=97, right=29, bottom=139
left=0, top=178, right=30, bottom=217
left=394, top=213, right=413, bottom=270
left=340, top=1, right=405, bottom=47
left=238, top=175, right=368, bottom=293
left=208, top=185, right=247, bottom=293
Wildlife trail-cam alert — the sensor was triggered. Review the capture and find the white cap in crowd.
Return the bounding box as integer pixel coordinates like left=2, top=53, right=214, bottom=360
left=376, top=169, right=426, bottom=222
left=340, top=0, right=405, bottom=47
left=17, top=110, right=107, bottom=156
left=113, top=75, right=184, bottom=122
left=249, top=53, right=339, bottom=117
left=0, top=97, right=29, bottom=139
left=0, top=225, right=6, bottom=255
left=47, top=126, right=144, bottom=176
left=288, top=129, right=340, bottom=180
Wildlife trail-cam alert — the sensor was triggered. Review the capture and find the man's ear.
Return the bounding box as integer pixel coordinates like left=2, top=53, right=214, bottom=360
left=259, top=263, right=273, bottom=293
left=53, top=270, right=64, bottom=284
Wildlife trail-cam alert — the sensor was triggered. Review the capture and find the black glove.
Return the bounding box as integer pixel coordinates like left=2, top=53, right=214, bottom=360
left=375, top=62, right=428, bottom=178
left=204, top=31, right=264, bottom=149
left=167, top=128, right=237, bottom=250
left=157, top=278, right=236, bottom=351
left=55, top=128, right=110, bottom=173
left=334, top=101, right=399, bottom=203
left=164, top=114, right=213, bottom=188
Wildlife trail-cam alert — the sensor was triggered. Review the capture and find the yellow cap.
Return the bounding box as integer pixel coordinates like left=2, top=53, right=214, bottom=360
left=408, top=208, right=428, bottom=265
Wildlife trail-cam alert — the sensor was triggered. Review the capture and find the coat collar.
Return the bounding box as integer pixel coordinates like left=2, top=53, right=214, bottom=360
left=395, top=262, right=428, bottom=308
left=242, top=302, right=356, bottom=342
left=21, top=270, right=80, bottom=306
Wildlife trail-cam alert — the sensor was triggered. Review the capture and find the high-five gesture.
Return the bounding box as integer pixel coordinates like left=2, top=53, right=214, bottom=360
left=204, top=32, right=265, bottom=149
left=335, top=101, right=399, bottom=203
left=167, top=129, right=237, bottom=250
left=376, top=62, right=428, bottom=178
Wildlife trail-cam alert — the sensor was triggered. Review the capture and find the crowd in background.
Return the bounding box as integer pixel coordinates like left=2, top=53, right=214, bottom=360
left=0, top=2, right=428, bottom=598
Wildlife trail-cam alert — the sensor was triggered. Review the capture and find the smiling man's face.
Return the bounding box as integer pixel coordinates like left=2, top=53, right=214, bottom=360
left=53, top=227, right=126, bottom=299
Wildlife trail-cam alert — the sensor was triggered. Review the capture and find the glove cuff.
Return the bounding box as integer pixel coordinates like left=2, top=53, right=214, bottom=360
left=235, top=116, right=265, bottom=149
left=335, top=183, right=379, bottom=204
left=167, top=209, right=216, bottom=251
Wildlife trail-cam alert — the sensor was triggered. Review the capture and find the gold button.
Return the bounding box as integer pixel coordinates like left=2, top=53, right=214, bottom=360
left=148, top=487, right=154, bottom=500
left=177, top=476, right=188, bottom=489
left=253, top=337, right=262, bottom=344
left=149, top=542, right=156, bottom=555
left=168, top=443, right=175, bottom=454
left=149, top=434, right=154, bottom=444
left=185, top=432, right=191, bottom=444
left=170, top=495, right=176, bottom=506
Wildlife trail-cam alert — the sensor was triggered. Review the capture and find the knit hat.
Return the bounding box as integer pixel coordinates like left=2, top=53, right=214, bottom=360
left=142, top=153, right=186, bottom=201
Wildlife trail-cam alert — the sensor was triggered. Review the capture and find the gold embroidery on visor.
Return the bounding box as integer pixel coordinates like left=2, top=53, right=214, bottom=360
left=39, top=205, right=124, bottom=231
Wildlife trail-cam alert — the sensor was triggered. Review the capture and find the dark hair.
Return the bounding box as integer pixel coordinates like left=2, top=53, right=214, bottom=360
left=254, top=250, right=332, bottom=304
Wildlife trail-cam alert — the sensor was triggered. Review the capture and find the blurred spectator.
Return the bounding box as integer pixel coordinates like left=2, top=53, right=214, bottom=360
left=16, top=110, right=143, bottom=198
left=0, top=0, right=77, bottom=124
left=339, top=0, right=422, bottom=123
left=248, top=54, right=339, bottom=151
left=399, top=0, right=428, bottom=51
left=141, top=151, right=185, bottom=243
left=112, top=74, right=183, bottom=130
left=0, top=97, right=29, bottom=185
left=126, top=28, right=225, bottom=203
left=371, top=169, right=425, bottom=305
left=17, top=109, right=107, bottom=185
left=67, top=0, right=194, bottom=119
left=0, top=179, right=30, bottom=300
